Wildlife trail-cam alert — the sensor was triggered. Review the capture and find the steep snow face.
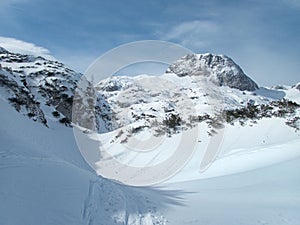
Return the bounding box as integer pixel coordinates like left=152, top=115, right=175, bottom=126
left=0, top=46, right=80, bottom=126
left=166, top=53, right=258, bottom=91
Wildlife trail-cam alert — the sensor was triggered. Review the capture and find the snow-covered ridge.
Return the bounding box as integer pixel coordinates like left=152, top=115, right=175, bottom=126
left=80, top=63, right=300, bottom=187
left=1, top=45, right=299, bottom=138
left=166, top=53, right=258, bottom=91
left=0, top=46, right=81, bottom=126
left=94, top=72, right=299, bottom=142
left=0, top=95, right=167, bottom=225
left=0, top=45, right=167, bottom=225
left=88, top=63, right=300, bottom=187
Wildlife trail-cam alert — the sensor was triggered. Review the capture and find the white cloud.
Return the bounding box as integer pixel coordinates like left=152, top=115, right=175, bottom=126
left=161, top=20, right=219, bottom=49
left=159, top=18, right=300, bottom=86
left=0, top=36, right=55, bottom=60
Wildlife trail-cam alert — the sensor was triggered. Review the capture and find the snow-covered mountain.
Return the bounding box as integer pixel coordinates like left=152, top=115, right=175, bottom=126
left=0, top=96, right=167, bottom=225
left=0, top=46, right=79, bottom=126
left=166, top=53, right=258, bottom=91
left=94, top=54, right=299, bottom=143
left=0, top=47, right=167, bottom=225
left=1, top=43, right=300, bottom=225
left=82, top=53, right=300, bottom=186
left=1, top=47, right=298, bottom=136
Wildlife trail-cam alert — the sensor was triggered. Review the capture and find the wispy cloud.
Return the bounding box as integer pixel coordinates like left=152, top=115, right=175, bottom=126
left=0, top=36, right=55, bottom=60
left=161, top=20, right=219, bottom=50
left=157, top=0, right=300, bottom=86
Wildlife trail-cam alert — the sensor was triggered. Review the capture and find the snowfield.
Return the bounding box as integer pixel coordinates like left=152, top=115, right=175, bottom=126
left=1, top=46, right=300, bottom=225
left=2, top=92, right=300, bottom=225
left=0, top=98, right=168, bottom=225
left=162, top=156, right=300, bottom=225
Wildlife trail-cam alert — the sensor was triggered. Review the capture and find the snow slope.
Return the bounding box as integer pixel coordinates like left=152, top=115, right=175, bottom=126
left=0, top=47, right=80, bottom=126
left=167, top=117, right=300, bottom=183
left=162, top=155, right=300, bottom=225
left=76, top=60, right=299, bottom=224
left=0, top=98, right=168, bottom=225
left=160, top=82, right=300, bottom=225
left=83, top=71, right=299, bottom=184
left=2, top=94, right=300, bottom=225
left=1, top=39, right=299, bottom=224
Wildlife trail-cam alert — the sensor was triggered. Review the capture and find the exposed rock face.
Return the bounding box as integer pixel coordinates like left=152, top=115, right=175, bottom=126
left=0, top=71, right=47, bottom=125
left=166, top=53, right=259, bottom=91
left=0, top=46, right=81, bottom=126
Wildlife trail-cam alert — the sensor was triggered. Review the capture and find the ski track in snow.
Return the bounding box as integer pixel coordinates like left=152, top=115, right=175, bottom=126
left=0, top=98, right=170, bottom=225
left=1, top=87, right=300, bottom=225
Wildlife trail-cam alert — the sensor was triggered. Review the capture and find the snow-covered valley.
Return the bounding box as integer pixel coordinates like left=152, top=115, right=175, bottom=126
left=0, top=97, right=168, bottom=225
left=1, top=45, right=300, bottom=225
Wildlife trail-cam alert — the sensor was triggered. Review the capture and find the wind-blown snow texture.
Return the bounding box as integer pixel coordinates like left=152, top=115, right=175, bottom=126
left=1, top=44, right=300, bottom=225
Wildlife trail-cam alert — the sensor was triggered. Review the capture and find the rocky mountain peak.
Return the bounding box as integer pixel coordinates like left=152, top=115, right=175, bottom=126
left=166, top=53, right=259, bottom=91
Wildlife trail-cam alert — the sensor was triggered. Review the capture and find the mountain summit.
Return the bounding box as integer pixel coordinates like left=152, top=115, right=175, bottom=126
left=166, top=53, right=258, bottom=91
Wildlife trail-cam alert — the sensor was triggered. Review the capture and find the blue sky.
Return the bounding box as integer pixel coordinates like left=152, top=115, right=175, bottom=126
left=0, top=0, right=299, bottom=86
